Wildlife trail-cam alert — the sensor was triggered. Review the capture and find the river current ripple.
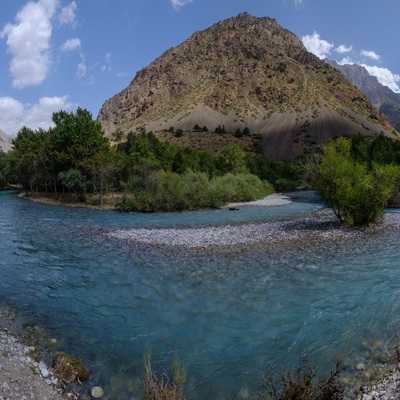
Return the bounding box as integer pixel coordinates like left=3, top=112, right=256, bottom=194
left=1, top=190, right=400, bottom=399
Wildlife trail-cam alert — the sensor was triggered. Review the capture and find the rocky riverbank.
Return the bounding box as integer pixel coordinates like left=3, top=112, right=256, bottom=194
left=0, top=327, right=66, bottom=400
left=357, top=363, right=400, bottom=400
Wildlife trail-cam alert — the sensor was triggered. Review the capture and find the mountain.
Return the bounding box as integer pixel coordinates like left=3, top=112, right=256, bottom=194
left=98, top=12, right=395, bottom=161
left=0, top=129, right=12, bottom=152
left=326, top=60, right=400, bottom=131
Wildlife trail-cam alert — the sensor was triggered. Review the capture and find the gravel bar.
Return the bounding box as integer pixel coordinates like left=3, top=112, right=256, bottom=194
left=108, top=208, right=393, bottom=250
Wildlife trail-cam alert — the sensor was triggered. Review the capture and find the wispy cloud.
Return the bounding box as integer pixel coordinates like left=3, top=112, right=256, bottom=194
left=294, top=0, right=304, bottom=8
left=337, top=57, right=354, bottom=65
left=117, top=71, right=129, bottom=78
left=0, top=0, right=59, bottom=89
left=170, top=0, right=193, bottom=11
left=60, top=37, right=81, bottom=52
left=301, top=32, right=333, bottom=59
left=77, top=54, right=87, bottom=78
left=336, top=44, right=353, bottom=54
left=0, top=95, right=74, bottom=135
left=58, top=1, right=77, bottom=27
left=360, top=50, right=380, bottom=61
left=101, top=53, right=112, bottom=72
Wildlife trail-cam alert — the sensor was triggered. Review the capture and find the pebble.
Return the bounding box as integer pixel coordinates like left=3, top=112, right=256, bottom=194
left=39, top=361, right=49, bottom=378
left=91, top=386, right=104, bottom=398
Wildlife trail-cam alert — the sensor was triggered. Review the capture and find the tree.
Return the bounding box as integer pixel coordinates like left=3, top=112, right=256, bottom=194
left=217, top=145, right=248, bottom=175
left=235, top=128, right=243, bottom=138
left=369, top=133, right=397, bottom=164
left=89, top=149, right=124, bottom=207
left=350, top=134, right=369, bottom=164
left=51, top=108, right=110, bottom=199
left=305, top=138, right=400, bottom=226
left=58, top=169, right=86, bottom=202
left=243, top=126, right=250, bottom=136
left=0, top=149, right=11, bottom=188
left=10, top=127, right=43, bottom=194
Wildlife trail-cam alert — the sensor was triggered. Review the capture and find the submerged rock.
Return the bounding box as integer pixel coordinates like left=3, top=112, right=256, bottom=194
left=91, top=386, right=104, bottom=398
left=52, top=352, right=89, bottom=383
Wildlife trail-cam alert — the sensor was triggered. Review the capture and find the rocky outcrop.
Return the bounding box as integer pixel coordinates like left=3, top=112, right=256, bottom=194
left=327, top=60, right=400, bottom=131
left=0, top=129, right=12, bottom=152
left=98, top=12, right=395, bottom=161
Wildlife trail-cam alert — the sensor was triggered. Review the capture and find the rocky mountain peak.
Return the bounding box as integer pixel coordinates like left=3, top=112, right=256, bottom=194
left=98, top=13, right=395, bottom=161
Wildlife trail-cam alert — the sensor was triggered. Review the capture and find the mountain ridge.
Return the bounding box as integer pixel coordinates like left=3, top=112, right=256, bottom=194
left=98, top=12, right=395, bottom=161
left=326, top=59, right=400, bottom=131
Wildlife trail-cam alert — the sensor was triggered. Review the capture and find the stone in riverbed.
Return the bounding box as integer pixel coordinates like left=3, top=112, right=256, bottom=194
left=38, top=361, right=49, bottom=378
left=91, top=386, right=104, bottom=398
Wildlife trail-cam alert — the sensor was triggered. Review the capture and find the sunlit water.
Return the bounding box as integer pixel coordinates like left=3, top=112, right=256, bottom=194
left=1, top=190, right=400, bottom=399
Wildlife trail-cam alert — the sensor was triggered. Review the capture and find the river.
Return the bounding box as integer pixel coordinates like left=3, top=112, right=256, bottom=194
left=1, top=190, right=400, bottom=399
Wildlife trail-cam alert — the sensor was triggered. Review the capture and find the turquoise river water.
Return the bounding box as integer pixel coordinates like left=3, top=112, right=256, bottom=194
left=1, top=190, right=400, bottom=399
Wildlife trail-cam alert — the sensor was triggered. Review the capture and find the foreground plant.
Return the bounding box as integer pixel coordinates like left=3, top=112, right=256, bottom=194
left=259, top=357, right=343, bottom=400
left=143, top=353, right=186, bottom=400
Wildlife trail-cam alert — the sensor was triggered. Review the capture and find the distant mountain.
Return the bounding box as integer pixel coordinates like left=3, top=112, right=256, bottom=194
left=327, top=60, right=400, bottom=131
left=0, top=129, right=12, bottom=152
left=98, top=12, right=395, bottom=161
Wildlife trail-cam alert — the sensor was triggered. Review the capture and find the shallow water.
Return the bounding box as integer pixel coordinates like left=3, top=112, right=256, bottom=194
left=1, top=190, right=400, bottom=398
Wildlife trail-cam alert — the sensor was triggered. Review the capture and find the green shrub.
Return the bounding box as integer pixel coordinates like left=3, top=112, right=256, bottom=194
left=117, top=171, right=274, bottom=212
left=305, top=138, right=400, bottom=226
left=209, top=173, right=273, bottom=206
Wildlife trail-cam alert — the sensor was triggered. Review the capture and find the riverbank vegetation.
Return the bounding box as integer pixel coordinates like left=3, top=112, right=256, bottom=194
left=305, top=135, right=400, bottom=226
left=143, top=354, right=344, bottom=400
left=0, top=108, right=297, bottom=210
left=2, top=107, right=400, bottom=222
left=259, top=358, right=343, bottom=400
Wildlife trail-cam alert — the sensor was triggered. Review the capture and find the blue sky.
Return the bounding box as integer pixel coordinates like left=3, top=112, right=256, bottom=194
left=1, top=0, right=399, bottom=135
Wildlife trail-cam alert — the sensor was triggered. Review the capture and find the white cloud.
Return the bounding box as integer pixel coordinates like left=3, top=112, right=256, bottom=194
left=170, top=0, right=193, bottom=11
left=117, top=71, right=129, bottom=78
left=336, top=44, right=353, bottom=54
left=338, top=57, right=355, bottom=65
left=0, top=0, right=59, bottom=89
left=362, top=65, right=400, bottom=93
left=58, top=1, right=77, bottom=27
left=302, top=32, right=333, bottom=59
left=0, top=95, right=74, bottom=135
left=294, top=0, right=304, bottom=8
left=60, top=37, right=81, bottom=52
left=101, top=53, right=112, bottom=72
left=361, top=50, right=380, bottom=61
left=77, top=62, right=87, bottom=78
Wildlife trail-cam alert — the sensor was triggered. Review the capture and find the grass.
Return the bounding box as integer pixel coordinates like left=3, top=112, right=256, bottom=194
left=143, top=353, right=186, bottom=400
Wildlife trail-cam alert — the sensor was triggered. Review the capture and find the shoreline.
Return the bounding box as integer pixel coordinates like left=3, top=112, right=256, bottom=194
left=0, top=326, right=68, bottom=399
left=222, top=192, right=292, bottom=208
left=17, top=190, right=293, bottom=212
